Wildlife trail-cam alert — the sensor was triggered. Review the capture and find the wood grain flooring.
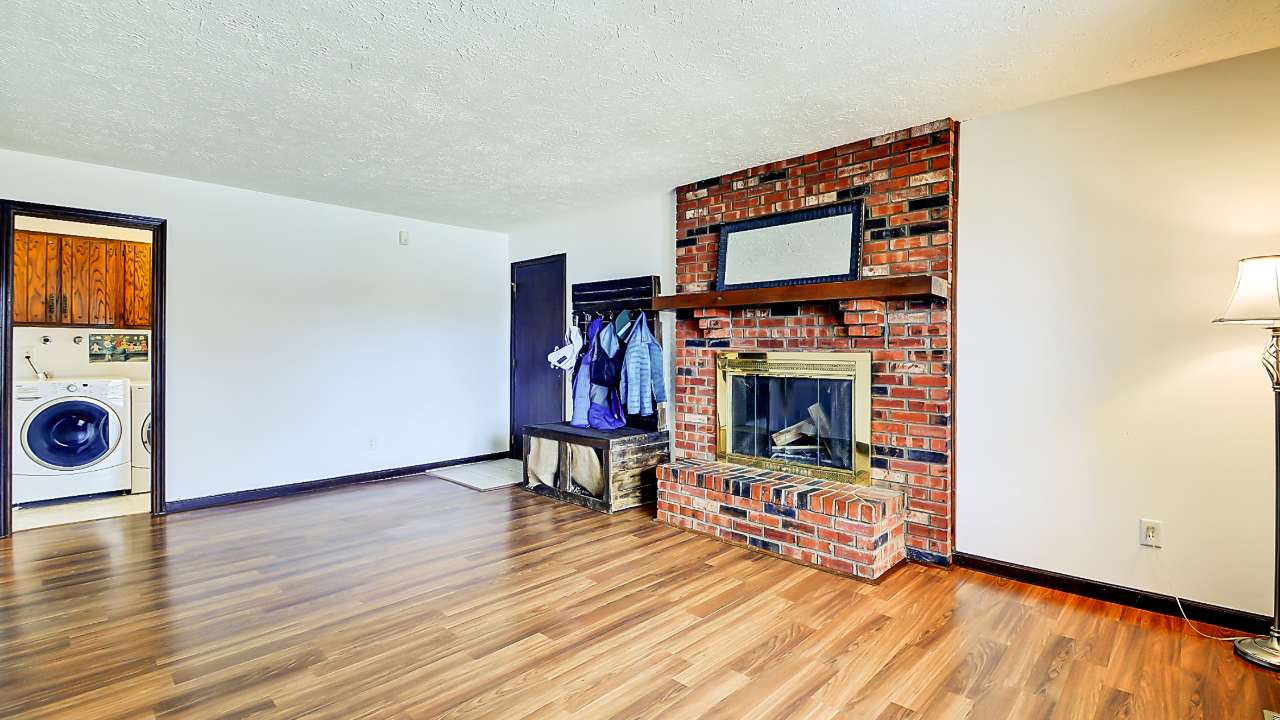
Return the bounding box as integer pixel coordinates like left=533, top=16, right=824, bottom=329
left=1, top=475, right=1277, bottom=719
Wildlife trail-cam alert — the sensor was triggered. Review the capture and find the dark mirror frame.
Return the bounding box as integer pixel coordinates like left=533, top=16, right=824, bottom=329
left=715, top=200, right=864, bottom=292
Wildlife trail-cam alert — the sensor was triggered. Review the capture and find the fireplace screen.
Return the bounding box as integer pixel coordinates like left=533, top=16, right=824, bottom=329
left=716, top=351, right=871, bottom=484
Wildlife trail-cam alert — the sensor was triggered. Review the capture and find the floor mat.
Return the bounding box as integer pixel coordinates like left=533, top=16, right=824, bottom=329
left=429, top=458, right=523, bottom=491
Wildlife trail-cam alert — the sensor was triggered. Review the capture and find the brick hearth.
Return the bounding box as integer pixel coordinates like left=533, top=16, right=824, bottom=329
left=657, top=460, right=906, bottom=581
left=664, top=118, right=956, bottom=566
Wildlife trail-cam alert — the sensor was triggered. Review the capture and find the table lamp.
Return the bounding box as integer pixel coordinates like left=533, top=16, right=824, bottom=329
left=1216, top=255, right=1280, bottom=669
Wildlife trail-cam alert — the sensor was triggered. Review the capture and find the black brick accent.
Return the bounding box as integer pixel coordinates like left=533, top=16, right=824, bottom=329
left=676, top=237, right=697, bottom=248
left=770, top=303, right=800, bottom=316
left=908, top=195, right=949, bottom=211
left=748, top=537, right=781, bottom=554
left=871, top=385, right=889, bottom=396
left=759, top=169, right=787, bottom=182
left=870, top=228, right=905, bottom=240
left=675, top=309, right=695, bottom=321
left=707, top=339, right=730, bottom=348
left=875, top=445, right=905, bottom=459
left=907, top=449, right=948, bottom=464
left=907, top=547, right=950, bottom=566
left=764, top=503, right=797, bottom=519
left=837, top=185, right=870, bottom=200
left=931, top=415, right=950, bottom=427
left=720, top=504, right=748, bottom=519
left=685, top=339, right=706, bottom=348
left=797, top=488, right=818, bottom=511
left=871, top=457, right=888, bottom=470
left=873, top=532, right=888, bottom=549
left=695, top=176, right=721, bottom=190
left=864, top=218, right=887, bottom=230
left=910, top=221, right=948, bottom=236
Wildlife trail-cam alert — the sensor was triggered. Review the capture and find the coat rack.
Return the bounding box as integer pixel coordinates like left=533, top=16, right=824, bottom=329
left=570, top=275, right=663, bottom=432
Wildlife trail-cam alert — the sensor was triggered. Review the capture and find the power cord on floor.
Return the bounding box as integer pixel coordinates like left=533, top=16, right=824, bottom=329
left=1152, top=549, right=1250, bottom=642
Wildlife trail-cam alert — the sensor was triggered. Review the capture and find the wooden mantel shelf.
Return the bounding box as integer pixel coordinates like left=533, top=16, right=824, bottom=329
left=651, top=275, right=949, bottom=311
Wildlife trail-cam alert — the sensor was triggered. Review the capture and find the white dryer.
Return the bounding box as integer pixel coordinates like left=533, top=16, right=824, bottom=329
left=131, top=383, right=151, bottom=494
left=12, top=379, right=131, bottom=504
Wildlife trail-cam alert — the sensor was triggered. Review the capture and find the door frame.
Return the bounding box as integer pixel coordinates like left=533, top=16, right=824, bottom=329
left=509, top=254, right=566, bottom=457
left=0, top=201, right=167, bottom=538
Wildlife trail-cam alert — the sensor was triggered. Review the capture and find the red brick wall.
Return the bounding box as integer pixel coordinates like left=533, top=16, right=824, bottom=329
left=670, top=119, right=956, bottom=564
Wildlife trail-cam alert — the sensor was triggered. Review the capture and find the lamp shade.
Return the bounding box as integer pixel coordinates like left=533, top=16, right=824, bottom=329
left=1216, top=255, right=1280, bottom=324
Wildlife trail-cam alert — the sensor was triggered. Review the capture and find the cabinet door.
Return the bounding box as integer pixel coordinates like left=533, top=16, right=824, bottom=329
left=123, top=241, right=152, bottom=328
left=21, top=233, right=59, bottom=324
left=13, top=231, right=29, bottom=323
left=63, top=236, right=91, bottom=324
left=86, top=239, right=116, bottom=326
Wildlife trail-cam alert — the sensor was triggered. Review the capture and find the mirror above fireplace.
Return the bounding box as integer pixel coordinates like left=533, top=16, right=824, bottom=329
left=716, top=201, right=863, bottom=291
left=716, top=351, right=871, bottom=485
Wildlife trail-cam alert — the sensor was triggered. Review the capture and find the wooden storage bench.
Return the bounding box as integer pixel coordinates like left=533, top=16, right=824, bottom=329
left=522, top=422, right=670, bottom=514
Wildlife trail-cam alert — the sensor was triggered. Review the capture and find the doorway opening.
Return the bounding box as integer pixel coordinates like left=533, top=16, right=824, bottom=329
left=510, top=254, right=566, bottom=458
left=1, top=202, right=166, bottom=537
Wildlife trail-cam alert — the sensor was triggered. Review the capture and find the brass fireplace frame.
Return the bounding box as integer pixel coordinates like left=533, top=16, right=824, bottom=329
left=715, top=351, right=872, bottom=485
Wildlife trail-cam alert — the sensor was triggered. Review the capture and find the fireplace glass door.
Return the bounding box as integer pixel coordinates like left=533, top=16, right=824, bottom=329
left=729, top=375, right=854, bottom=471
left=716, top=351, right=871, bottom=484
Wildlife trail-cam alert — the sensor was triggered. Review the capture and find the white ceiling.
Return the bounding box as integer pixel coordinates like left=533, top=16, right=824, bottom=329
left=1, top=1, right=1277, bottom=232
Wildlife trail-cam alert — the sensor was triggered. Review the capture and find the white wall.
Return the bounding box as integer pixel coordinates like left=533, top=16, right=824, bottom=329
left=958, top=47, right=1280, bottom=615
left=15, top=327, right=151, bottom=383
left=508, top=191, right=678, bottom=419
left=1, top=149, right=510, bottom=502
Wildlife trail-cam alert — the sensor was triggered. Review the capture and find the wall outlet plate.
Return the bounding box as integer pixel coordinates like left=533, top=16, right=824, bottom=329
left=398, top=231, right=409, bottom=245
left=1140, top=518, right=1162, bottom=548
left=20, top=346, right=35, bottom=360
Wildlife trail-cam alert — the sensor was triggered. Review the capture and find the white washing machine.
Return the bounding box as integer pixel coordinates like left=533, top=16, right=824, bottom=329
left=131, top=383, right=151, bottom=494
left=12, top=378, right=131, bottom=504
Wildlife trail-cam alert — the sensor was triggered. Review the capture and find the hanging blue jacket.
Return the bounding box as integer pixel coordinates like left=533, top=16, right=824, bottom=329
left=570, top=318, right=602, bottom=428
left=619, top=312, right=666, bottom=416
left=587, top=321, right=626, bottom=430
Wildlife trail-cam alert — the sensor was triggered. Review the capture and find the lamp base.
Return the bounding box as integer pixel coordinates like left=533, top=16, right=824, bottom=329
left=1235, top=633, right=1280, bottom=671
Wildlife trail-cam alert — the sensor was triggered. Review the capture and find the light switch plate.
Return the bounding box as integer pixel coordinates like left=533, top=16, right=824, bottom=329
left=398, top=231, right=409, bottom=245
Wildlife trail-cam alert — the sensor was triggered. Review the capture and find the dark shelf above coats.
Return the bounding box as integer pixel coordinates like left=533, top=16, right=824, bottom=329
left=650, top=275, right=949, bottom=311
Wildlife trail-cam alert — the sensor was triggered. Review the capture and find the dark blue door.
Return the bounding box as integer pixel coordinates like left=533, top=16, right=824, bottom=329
left=25, top=400, right=113, bottom=469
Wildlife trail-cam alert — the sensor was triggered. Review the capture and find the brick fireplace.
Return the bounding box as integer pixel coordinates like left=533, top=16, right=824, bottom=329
left=658, top=119, right=956, bottom=572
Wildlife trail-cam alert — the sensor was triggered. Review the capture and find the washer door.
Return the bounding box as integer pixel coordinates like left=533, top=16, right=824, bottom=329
left=141, top=413, right=152, bottom=455
left=22, top=397, right=122, bottom=471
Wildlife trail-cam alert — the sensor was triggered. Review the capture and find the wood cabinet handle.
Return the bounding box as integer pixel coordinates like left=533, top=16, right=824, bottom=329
left=49, top=293, right=56, bottom=317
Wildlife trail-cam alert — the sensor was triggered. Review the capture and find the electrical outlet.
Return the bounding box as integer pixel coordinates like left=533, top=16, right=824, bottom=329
left=365, top=436, right=378, bottom=451
left=1139, top=519, right=1162, bottom=548
left=21, top=346, right=35, bottom=361
left=398, top=231, right=409, bottom=245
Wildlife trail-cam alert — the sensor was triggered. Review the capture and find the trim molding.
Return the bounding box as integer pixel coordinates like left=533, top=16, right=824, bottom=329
left=953, top=551, right=1271, bottom=636
left=165, top=452, right=509, bottom=513
left=1, top=201, right=168, bottom=539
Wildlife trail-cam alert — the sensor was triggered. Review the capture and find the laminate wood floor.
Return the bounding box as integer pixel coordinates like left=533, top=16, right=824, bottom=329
left=2, top=475, right=1277, bottom=719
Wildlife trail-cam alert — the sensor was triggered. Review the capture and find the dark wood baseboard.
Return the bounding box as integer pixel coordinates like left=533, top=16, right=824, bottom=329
left=165, top=452, right=510, bottom=513
left=953, top=551, right=1271, bottom=636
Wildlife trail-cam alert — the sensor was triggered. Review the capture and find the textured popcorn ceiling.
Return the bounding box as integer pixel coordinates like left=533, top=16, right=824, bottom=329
left=1, top=1, right=1277, bottom=231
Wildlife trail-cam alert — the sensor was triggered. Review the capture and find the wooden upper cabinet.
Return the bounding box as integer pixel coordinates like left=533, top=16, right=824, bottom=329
left=13, top=231, right=29, bottom=323
left=123, top=241, right=152, bottom=328
left=13, top=233, right=152, bottom=329
left=14, top=232, right=60, bottom=324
